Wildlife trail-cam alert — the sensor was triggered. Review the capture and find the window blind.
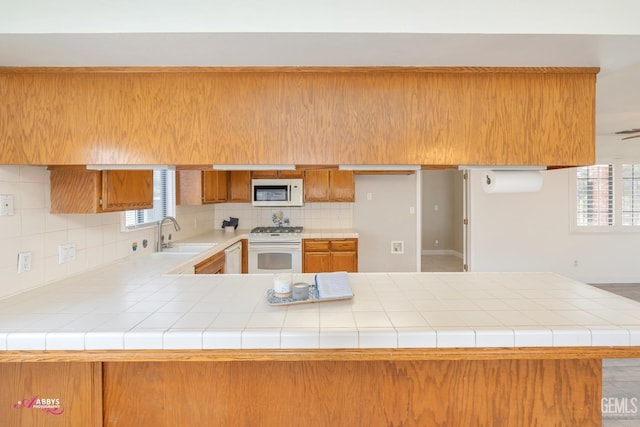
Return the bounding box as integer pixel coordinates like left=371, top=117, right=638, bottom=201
left=575, top=164, right=613, bottom=227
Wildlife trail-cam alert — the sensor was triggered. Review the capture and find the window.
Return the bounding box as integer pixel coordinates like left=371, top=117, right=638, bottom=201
left=572, top=162, right=640, bottom=232
left=124, top=170, right=176, bottom=229
left=575, top=164, right=613, bottom=227
left=621, top=164, right=640, bottom=226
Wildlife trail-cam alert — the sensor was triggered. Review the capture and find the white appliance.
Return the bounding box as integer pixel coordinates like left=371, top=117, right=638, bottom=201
left=248, top=226, right=303, bottom=274
left=251, top=179, right=304, bottom=207
left=224, top=241, right=243, bottom=274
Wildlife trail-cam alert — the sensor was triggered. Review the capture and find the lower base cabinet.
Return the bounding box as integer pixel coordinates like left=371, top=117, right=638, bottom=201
left=303, top=238, right=358, bottom=273
left=194, top=251, right=225, bottom=274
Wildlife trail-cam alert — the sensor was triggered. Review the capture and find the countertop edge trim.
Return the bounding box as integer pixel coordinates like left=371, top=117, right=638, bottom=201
left=1, top=346, right=639, bottom=363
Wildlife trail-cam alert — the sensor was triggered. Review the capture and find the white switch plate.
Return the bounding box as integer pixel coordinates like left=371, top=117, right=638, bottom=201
left=0, top=194, right=14, bottom=216
left=17, top=252, right=32, bottom=273
left=58, top=243, right=76, bottom=264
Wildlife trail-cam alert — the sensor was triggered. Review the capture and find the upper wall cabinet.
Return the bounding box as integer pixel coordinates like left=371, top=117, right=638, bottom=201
left=227, top=171, right=252, bottom=202
left=0, top=67, right=597, bottom=167
left=49, top=167, right=153, bottom=213
left=251, top=170, right=304, bottom=179
left=304, top=170, right=354, bottom=202
left=177, top=170, right=227, bottom=205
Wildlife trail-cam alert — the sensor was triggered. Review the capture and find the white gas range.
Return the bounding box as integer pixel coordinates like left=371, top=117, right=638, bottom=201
left=247, top=226, right=303, bottom=274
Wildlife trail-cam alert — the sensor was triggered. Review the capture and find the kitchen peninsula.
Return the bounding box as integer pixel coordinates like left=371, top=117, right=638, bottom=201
left=1, top=239, right=640, bottom=426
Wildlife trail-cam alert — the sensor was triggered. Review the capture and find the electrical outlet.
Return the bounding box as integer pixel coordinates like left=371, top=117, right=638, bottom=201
left=0, top=194, right=14, bottom=216
left=391, top=241, right=404, bottom=254
left=58, top=243, right=76, bottom=264
left=17, top=252, right=32, bottom=273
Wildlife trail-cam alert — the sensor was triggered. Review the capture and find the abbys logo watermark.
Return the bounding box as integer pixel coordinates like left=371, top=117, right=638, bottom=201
left=602, top=396, right=639, bottom=419
left=13, top=395, right=64, bottom=416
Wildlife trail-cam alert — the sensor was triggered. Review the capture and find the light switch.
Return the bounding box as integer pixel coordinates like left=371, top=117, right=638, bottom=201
left=58, top=243, right=76, bottom=264
left=0, top=194, right=14, bottom=216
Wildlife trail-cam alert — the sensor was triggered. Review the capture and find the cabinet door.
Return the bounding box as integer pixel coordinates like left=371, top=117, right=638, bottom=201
left=330, top=170, right=355, bottom=202
left=101, top=170, right=154, bottom=212
left=228, top=171, right=251, bottom=202
left=50, top=167, right=102, bottom=213
left=331, top=252, right=358, bottom=272
left=194, top=252, right=225, bottom=274
left=202, top=171, right=227, bottom=203
left=304, top=170, right=330, bottom=202
left=303, top=252, right=332, bottom=273
left=176, top=169, right=204, bottom=205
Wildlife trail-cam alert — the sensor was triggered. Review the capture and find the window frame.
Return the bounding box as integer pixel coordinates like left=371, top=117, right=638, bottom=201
left=570, top=159, right=640, bottom=233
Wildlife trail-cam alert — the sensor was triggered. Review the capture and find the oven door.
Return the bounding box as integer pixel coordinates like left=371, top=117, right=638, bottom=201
left=248, top=241, right=302, bottom=274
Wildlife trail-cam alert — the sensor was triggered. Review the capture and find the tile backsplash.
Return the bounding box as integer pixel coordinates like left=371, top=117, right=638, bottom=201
left=214, top=202, right=353, bottom=230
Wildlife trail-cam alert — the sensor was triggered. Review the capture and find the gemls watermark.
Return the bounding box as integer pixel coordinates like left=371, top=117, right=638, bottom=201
left=602, top=396, right=639, bottom=419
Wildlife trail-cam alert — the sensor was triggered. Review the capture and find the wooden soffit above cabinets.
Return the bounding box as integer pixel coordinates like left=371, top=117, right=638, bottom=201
left=0, top=66, right=598, bottom=168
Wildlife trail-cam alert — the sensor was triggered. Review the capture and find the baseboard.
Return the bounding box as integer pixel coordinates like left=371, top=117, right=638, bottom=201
left=422, top=249, right=463, bottom=258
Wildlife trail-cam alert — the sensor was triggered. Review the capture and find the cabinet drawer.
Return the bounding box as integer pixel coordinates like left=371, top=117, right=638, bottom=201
left=303, top=240, right=330, bottom=252
left=330, top=239, right=357, bottom=251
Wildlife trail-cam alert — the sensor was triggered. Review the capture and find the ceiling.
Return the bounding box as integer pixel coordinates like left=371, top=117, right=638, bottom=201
left=1, top=8, right=639, bottom=140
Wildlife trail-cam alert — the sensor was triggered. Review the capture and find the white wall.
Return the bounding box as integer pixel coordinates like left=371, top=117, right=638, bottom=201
left=468, top=167, right=640, bottom=283
left=354, top=174, right=418, bottom=272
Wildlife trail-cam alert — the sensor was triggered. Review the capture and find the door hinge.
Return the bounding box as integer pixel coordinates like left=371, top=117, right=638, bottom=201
left=463, top=172, right=468, bottom=180
left=463, top=264, right=468, bottom=272
left=463, top=218, right=468, bottom=225
left=99, top=197, right=103, bottom=206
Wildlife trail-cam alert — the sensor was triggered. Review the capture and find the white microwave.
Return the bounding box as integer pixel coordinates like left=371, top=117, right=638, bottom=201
left=251, top=179, right=304, bottom=207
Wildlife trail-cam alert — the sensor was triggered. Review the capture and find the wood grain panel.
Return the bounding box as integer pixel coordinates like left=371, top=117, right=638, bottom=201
left=0, top=362, right=102, bottom=427
left=2, top=346, right=640, bottom=362
left=49, top=167, right=101, bottom=213
left=0, top=67, right=597, bottom=167
left=102, top=359, right=600, bottom=426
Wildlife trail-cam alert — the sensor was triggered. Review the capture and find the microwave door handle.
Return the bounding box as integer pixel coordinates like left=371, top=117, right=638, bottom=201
left=288, top=185, right=291, bottom=202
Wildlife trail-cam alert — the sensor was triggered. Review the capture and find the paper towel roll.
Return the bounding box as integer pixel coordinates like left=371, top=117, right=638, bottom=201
left=482, top=170, right=543, bottom=193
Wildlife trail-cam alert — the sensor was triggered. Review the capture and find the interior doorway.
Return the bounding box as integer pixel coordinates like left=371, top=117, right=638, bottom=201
left=420, top=169, right=466, bottom=272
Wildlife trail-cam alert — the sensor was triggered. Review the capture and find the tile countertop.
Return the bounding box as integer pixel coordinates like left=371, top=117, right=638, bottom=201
left=1, top=250, right=640, bottom=351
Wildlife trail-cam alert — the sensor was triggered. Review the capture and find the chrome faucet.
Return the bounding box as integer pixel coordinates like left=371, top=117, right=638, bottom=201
left=157, top=216, right=181, bottom=252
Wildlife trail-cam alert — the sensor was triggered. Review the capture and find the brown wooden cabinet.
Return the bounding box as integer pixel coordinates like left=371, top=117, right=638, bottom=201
left=228, top=171, right=252, bottom=202
left=49, top=167, right=153, bottom=213
left=303, top=238, right=358, bottom=273
left=304, top=170, right=354, bottom=202
left=1, top=68, right=597, bottom=168
left=194, top=251, right=225, bottom=274
left=251, top=170, right=304, bottom=179
left=177, top=170, right=227, bottom=205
